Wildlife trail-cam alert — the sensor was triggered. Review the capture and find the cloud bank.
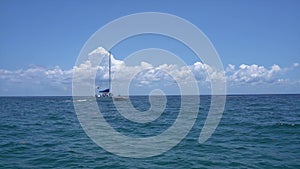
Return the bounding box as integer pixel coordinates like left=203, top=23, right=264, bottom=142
left=0, top=47, right=299, bottom=95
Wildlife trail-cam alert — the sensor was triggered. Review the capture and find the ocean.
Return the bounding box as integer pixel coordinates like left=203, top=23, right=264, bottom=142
left=0, top=95, right=299, bottom=168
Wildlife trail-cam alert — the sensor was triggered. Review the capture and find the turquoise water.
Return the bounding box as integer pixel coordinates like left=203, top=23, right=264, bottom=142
left=0, top=95, right=299, bottom=168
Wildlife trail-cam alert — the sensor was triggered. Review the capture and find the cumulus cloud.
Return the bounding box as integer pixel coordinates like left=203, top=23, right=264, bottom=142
left=0, top=65, right=72, bottom=86
left=226, top=64, right=283, bottom=84
left=0, top=47, right=299, bottom=95
left=0, top=65, right=73, bottom=95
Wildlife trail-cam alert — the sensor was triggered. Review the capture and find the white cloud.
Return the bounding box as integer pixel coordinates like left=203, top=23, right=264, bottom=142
left=0, top=65, right=73, bottom=95
left=0, top=65, right=72, bottom=86
left=293, top=62, right=299, bottom=67
left=0, top=47, right=299, bottom=95
left=226, top=64, right=235, bottom=72
left=88, top=46, right=110, bottom=57
left=226, top=64, right=283, bottom=84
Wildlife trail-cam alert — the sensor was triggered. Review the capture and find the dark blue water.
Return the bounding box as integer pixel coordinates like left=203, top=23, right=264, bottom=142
left=0, top=95, right=299, bottom=168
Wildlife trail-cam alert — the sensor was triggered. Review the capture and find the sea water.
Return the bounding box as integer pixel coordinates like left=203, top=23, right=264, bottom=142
left=0, top=95, right=299, bottom=168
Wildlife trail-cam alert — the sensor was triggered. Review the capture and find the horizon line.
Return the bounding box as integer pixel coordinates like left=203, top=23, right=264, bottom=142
left=1, top=93, right=300, bottom=97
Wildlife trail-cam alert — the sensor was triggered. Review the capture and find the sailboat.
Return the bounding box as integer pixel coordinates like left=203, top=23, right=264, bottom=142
left=95, top=51, right=113, bottom=98
left=95, top=51, right=127, bottom=100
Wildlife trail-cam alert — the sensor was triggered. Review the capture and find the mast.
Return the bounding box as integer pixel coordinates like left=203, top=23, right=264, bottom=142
left=108, top=51, right=111, bottom=93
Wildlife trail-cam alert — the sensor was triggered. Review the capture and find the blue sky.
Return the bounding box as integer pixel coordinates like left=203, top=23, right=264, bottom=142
left=0, top=0, right=299, bottom=95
